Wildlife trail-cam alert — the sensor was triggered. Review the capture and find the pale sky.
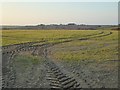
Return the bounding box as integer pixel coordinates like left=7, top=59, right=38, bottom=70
left=0, top=2, right=118, bottom=25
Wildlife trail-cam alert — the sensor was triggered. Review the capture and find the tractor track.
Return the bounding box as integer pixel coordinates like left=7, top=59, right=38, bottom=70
left=45, top=60, right=81, bottom=89
left=43, top=46, right=81, bottom=89
left=2, top=31, right=113, bottom=88
left=2, top=31, right=111, bottom=55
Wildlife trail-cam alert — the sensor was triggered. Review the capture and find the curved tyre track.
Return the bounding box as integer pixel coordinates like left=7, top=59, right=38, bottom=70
left=2, top=31, right=113, bottom=88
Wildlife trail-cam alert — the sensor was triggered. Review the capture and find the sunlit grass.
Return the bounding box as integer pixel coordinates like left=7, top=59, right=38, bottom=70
left=50, top=30, right=118, bottom=62
left=2, top=30, right=100, bottom=46
left=2, top=29, right=118, bottom=62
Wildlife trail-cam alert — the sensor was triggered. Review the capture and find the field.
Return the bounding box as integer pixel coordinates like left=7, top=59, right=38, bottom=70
left=2, top=29, right=119, bottom=88
left=2, top=30, right=101, bottom=46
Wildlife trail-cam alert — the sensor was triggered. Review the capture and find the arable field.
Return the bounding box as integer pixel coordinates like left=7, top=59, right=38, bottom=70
left=2, top=30, right=102, bottom=46
left=2, top=30, right=119, bottom=88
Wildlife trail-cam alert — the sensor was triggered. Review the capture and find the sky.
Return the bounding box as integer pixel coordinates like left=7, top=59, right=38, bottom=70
left=0, top=1, right=118, bottom=25
left=0, top=0, right=119, bottom=2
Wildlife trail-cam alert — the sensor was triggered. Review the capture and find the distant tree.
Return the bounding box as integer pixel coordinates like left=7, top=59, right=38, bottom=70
left=50, top=24, right=58, bottom=26
left=67, top=23, right=76, bottom=25
left=59, top=24, right=63, bottom=25
left=37, top=24, right=45, bottom=26
left=98, top=25, right=101, bottom=27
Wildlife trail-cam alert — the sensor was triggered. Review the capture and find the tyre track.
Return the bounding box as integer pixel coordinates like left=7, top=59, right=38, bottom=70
left=2, top=31, right=113, bottom=88
left=44, top=52, right=81, bottom=89
left=42, top=32, right=113, bottom=88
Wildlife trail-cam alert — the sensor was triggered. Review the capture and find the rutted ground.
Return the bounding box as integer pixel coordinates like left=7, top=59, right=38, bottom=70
left=2, top=30, right=119, bottom=89
left=47, top=31, right=118, bottom=88
left=48, top=44, right=118, bottom=88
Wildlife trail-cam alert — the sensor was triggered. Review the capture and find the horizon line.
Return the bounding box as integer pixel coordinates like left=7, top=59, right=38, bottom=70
left=0, top=23, right=118, bottom=26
